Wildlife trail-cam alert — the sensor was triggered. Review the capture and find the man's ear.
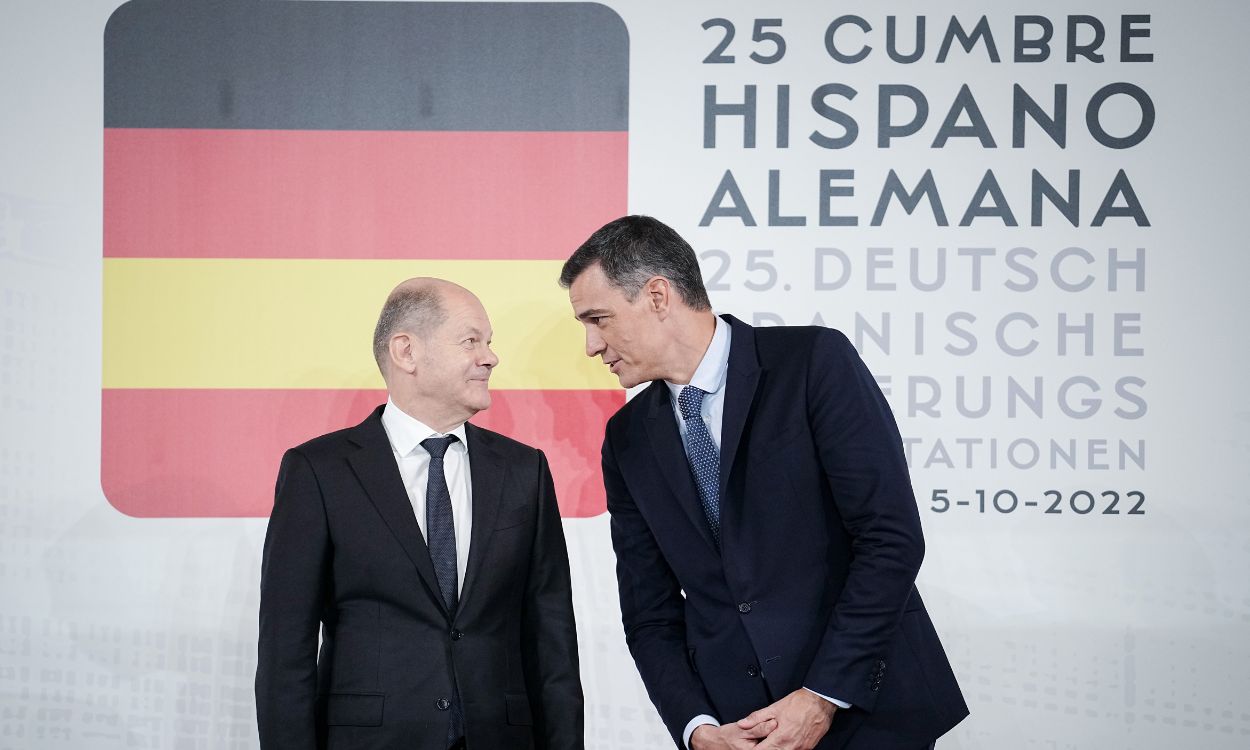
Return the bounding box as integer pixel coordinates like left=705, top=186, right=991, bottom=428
left=644, top=276, right=671, bottom=317
left=388, top=332, right=419, bottom=376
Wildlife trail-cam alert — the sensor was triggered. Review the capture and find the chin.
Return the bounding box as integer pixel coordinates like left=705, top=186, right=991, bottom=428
left=614, top=364, right=655, bottom=389
left=616, top=373, right=642, bottom=389
left=463, top=381, right=491, bottom=411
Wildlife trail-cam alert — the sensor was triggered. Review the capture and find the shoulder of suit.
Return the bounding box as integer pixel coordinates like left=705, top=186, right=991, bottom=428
left=285, top=422, right=360, bottom=461
left=283, top=405, right=386, bottom=461
left=751, top=323, right=854, bottom=362
left=604, top=380, right=664, bottom=432
left=467, top=422, right=543, bottom=460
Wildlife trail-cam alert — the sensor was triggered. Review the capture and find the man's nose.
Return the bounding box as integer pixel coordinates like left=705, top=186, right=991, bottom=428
left=482, top=345, right=499, bottom=369
left=585, top=328, right=605, bottom=358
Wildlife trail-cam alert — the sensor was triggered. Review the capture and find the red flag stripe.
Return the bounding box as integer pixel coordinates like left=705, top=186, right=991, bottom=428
left=102, top=388, right=624, bottom=518
left=104, top=128, right=627, bottom=259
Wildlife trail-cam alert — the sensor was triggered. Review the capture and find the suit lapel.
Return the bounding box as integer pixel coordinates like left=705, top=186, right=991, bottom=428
left=457, top=422, right=505, bottom=617
left=643, top=383, right=719, bottom=553
left=718, top=315, right=762, bottom=506
left=346, top=406, right=448, bottom=618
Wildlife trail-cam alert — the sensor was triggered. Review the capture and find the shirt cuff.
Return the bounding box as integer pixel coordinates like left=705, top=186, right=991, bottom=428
left=803, top=686, right=851, bottom=710
left=683, top=714, right=719, bottom=749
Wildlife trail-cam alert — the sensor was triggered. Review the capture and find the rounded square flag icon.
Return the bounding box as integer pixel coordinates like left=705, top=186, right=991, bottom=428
left=102, top=1, right=629, bottom=518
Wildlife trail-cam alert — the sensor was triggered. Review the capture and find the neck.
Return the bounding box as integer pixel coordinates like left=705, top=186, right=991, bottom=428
left=389, top=391, right=470, bottom=434
left=663, top=311, right=718, bottom=385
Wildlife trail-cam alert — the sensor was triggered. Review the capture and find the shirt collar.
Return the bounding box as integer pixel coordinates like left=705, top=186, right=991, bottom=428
left=381, top=397, right=469, bottom=457
left=666, top=315, right=730, bottom=400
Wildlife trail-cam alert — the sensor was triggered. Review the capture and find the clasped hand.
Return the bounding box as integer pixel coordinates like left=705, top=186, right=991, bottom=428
left=690, top=689, right=836, bottom=750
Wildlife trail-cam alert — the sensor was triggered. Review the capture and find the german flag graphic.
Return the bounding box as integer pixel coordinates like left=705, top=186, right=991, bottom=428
left=102, top=1, right=628, bottom=517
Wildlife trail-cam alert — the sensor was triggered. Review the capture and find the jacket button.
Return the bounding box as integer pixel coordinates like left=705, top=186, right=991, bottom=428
left=738, top=602, right=752, bottom=614
left=435, top=698, right=451, bottom=711
left=746, top=665, right=759, bottom=677
left=451, top=629, right=464, bottom=640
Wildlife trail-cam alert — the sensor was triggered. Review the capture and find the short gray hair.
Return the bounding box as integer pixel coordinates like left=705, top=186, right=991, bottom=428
left=372, top=286, right=446, bottom=374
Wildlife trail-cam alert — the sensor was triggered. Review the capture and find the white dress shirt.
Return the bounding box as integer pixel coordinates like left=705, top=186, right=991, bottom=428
left=380, top=398, right=473, bottom=593
left=668, top=317, right=849, bottom=750
left=666, top=315, right=730, bottom=450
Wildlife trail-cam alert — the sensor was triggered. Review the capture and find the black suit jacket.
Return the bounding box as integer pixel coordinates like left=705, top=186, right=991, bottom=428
left=602, top=316, right=968, bottom=749
left=256, top=406, right=583, bottom=750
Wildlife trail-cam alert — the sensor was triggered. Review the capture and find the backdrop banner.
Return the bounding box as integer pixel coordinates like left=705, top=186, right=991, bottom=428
left=1, top=1, right=1247, bottom=748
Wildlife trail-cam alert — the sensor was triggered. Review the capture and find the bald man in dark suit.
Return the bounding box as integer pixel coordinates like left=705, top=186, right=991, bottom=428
left=256, top=278, right=583, bottom=750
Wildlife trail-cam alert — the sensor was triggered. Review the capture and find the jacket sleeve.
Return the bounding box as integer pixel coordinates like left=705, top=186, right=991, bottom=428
left=603, top=428, right=717, bottom=747
left=255, top=448, right=331, bottom=749
left=520, top=450, right=585, bottom=750
left=801, top=329, right=926, bottom=711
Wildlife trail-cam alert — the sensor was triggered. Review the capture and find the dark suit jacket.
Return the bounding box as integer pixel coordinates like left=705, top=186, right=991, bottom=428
left=256, top=406, right=583, bottom=750
left=602, top=316, right=968, bottom=749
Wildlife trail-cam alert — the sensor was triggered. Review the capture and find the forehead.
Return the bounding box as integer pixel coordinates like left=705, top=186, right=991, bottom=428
left=569, top=264, right=626, bottom=309
left=440, top=292, right=492, bottom=331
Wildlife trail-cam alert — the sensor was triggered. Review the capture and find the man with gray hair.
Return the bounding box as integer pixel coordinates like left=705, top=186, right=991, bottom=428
left=562, top=216, right=967, bottom=750
left=256, top=278, right=583, bottom=750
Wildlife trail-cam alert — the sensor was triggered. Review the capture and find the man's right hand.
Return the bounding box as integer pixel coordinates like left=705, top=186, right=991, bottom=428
left=691, top=719, right=778, bottom=749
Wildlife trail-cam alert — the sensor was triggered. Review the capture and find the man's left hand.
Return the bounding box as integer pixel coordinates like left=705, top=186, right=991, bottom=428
left=735, top=689, right=836, bottom=750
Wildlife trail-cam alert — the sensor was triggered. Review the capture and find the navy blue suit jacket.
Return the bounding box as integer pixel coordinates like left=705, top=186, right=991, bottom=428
left=602, top=316, right=968, bottom=749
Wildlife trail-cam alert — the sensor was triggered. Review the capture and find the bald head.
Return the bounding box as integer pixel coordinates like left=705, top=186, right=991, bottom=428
left=373, top=278, right=498, bottom=429
left=372, top=278, right=474, bottom=376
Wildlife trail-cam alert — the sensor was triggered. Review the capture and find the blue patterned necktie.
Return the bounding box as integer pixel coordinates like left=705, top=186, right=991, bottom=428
left=421, top=435, right=460, bottom=613
left=678, top=386, right=721, bottom=546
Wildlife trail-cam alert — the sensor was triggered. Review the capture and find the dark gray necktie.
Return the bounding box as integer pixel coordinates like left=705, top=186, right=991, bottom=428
left=678, top=386, right=721, bottom=545
left=421, top=435, right=459, bottom=613
left=420, top=434, right=464, bottom=744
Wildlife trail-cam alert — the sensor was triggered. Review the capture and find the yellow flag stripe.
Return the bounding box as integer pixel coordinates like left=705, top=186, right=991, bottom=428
left=103, top=258, right=614, bottom=390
